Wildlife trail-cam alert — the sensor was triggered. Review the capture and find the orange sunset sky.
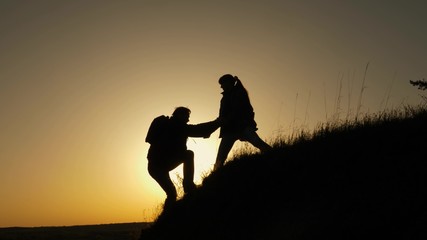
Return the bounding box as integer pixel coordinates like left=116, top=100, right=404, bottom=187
left=1, top=0, right=426, bottom=227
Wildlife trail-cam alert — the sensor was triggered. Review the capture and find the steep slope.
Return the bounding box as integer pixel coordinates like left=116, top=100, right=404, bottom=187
left=140, top=108, right=427, bottom=240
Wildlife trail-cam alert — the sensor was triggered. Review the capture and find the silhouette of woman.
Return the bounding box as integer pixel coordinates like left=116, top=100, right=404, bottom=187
left=214, top=74, right=272, bottom=170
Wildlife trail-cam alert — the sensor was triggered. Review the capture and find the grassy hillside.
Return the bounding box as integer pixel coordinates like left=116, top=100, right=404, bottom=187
left=139, top=105, right=427, bottom=240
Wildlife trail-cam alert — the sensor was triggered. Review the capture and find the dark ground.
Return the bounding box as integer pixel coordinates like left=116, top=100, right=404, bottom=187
left=0, top=222, right=151, bottom=240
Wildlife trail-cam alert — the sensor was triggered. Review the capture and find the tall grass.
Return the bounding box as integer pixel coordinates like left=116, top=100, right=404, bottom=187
left=270, top=102, right=426, bottom=151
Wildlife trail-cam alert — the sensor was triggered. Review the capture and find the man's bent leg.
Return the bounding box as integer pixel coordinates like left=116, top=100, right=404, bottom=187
left=148, top=163, right=177, bottom=207
left=182, top=150, right=196, bottom=194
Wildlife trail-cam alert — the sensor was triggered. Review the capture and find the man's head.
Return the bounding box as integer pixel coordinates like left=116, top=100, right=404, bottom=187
left=172, top=106, right=191, bottom=123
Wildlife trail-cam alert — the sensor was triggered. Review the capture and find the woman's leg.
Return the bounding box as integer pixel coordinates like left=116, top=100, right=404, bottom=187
left=214, top=136, right=236, bottom=170
left=243, top=129, right=272, bottom=152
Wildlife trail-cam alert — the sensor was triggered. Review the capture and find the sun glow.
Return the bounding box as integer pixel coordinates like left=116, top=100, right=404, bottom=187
left=190, top=137, right=220, bottom=183
left=167, top=137, right=220, bottom=188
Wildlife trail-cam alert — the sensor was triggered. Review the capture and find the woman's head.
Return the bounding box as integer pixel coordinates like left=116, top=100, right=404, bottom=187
left=219, top=74, right=237, bottom=91
left=219, top=74, right=247, bottom=93
left=218, top=74, right=236, bottom=85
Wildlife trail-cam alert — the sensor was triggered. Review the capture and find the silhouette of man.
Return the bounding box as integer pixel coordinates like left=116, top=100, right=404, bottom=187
left=214, top=74, right=272, bottom=170
left=146, top=107, right=219, bottom=209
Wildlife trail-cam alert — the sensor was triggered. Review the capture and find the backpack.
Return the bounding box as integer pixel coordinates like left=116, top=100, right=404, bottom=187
left=145, top=115, right=170, bottom=144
